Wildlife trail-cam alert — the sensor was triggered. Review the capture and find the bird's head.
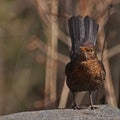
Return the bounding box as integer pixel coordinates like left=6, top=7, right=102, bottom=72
left=78, top=43, right=97, bottom=60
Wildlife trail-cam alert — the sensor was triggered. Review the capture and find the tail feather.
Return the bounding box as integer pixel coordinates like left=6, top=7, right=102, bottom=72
left=84, top=16, right=99, bottom=45
left=68, top=15, right=99, bottom=53
left=68, top=16, right=84, bottom=53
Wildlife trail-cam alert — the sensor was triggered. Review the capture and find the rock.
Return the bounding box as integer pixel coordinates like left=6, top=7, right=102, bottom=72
left=0, top=105, right=120, bottom=120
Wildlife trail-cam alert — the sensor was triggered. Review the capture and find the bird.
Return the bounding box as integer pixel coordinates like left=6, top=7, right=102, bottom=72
left=65, top=15, right=106, bottom=110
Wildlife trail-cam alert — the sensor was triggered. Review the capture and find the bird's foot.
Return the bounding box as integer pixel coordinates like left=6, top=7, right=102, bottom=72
left=72, top=104, right=80, bottom=110
left=90, top=105, right=94, bottom=110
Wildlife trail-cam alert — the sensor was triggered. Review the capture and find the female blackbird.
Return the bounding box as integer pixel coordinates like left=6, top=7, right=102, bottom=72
left=65, top=16, right=106, bottom=110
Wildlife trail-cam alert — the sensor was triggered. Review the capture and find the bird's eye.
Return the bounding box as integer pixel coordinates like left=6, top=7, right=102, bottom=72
left=87, top=49, right=92, bottom=52
left=90, top=49, right=93, bottom=52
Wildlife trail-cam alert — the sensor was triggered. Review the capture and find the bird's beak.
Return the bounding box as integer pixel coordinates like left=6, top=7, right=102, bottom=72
left=80, top=47, right=86, bottom=51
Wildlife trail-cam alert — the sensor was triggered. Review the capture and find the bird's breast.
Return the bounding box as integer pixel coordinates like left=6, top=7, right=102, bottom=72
left=80, top=60, right=102, bottom=77
left=66, top=59, right=104, bottom=91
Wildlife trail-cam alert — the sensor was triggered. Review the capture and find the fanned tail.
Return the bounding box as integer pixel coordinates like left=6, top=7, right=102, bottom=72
left=84, top=16, right=99, bottom=46
left=68, top=15, right=84, bottom=54
left=68, top=15, right=99, bottom=54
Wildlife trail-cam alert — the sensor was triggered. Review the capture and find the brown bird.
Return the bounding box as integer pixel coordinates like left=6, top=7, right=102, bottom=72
left=65, top=15, right=106, bottom=110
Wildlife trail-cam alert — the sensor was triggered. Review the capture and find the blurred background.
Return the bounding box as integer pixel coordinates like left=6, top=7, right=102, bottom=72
left=0, top=0, right=120, bottom=115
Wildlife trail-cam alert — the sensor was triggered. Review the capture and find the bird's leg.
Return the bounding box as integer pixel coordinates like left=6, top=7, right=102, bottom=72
left=89, top=90, right=94, bottom=110
left=96, top=87, right=99, bottom=104
left=72, top=92, right=80, bottom=109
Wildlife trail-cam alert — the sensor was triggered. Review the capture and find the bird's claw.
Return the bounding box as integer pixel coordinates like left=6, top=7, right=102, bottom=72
left=72, top=105, right=80, bottom=110
left=90, top=106, right=94, bottom=110
left=89, top=105, right=98, bottom=110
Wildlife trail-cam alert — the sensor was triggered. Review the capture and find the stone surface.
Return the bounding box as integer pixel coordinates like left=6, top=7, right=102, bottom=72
left=0, top=105, right=120, bottom=120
